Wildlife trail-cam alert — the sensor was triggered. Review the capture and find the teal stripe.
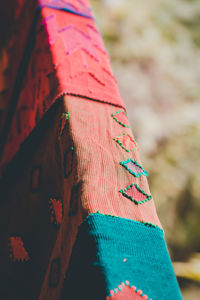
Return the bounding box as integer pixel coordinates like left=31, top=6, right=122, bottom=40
left=38, top=4, right=93, bottom=19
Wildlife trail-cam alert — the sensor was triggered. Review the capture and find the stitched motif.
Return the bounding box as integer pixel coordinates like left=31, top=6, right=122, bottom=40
left=30, top=165, right=42, bottom=193
left=58, top=112, right=70, bottom=139
left=64, top=146, right=74, bottom=178
left=106, top=281, right=151, bottom=300
left=81, top=212, right=163, bottom=232
left=41, top=14, right=58, bottom=45
left=0, top=3, right=125, bottom=176
left=119, top=184, right=152, bottom=205
left=49, top=258, right=61, bottom=288
left=113, top=133, right=138, bottom=153
left=49, top=197, right=63, bottom=226
left=59, top=25, right=103, bottom=63
left=8, top=237, right=30, bottom=262
left=111, top=110, right=130, bottom=128
left=120, top=159, right=148, bottom=178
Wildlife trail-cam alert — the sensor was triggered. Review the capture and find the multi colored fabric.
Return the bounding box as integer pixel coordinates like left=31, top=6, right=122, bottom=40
left=0, top=1, right=182, bottom=299
left=38, top=0, right=93, bottom=18
left=0, top=0, right=124, bottom=176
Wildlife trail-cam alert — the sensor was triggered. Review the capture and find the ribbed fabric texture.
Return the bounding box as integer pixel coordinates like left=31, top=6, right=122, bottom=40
left=61, top=213, right=182, bottom=300
left=0, top=1, right=182, bottom=299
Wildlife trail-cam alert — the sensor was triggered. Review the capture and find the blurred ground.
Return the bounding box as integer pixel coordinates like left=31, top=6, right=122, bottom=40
left=91, top=0, right=200, bottom=298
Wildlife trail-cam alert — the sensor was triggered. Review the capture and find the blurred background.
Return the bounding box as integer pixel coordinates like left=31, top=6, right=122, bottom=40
left=91, top=0, right=200, bottom=299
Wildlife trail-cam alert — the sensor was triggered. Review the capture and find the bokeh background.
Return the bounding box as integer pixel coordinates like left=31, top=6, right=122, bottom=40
left=91, top=0, right=200, bottom=299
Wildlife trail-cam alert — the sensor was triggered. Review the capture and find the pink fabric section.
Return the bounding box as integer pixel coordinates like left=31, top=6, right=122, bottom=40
left=125, top=185, right=148, bottom=202
left=63, top=96, right=162, bottom=228
left=115, top=111, right=130, bottom=126
left=107, top=284, right=150, bottom=300
left=46, top=10, right=122, bottom=104
left=0, top=5, right=124, bottom=176
left=115, top=134, right=138, bottom=152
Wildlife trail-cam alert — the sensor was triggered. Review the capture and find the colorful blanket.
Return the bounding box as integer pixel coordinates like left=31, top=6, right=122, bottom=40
left=0, top=1, right=182, bottom=299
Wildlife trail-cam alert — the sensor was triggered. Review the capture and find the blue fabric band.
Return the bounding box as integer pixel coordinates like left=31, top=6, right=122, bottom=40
left=60, top=213, right=182, bottom=300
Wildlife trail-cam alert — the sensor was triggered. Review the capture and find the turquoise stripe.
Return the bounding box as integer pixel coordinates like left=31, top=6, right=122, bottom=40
left=60, top=214, right=182, bottom=300
left=38, top=4, right=93, bottom=19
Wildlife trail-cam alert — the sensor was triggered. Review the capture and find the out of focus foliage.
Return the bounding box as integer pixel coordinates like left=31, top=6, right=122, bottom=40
left=91, top=0, right=200, bottom=298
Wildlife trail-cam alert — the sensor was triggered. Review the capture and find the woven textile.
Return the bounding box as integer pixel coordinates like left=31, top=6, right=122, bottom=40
left=0, top=1, right=182, bottom=299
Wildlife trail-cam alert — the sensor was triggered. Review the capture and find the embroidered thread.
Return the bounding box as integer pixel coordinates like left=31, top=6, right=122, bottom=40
left=8, top=237, right=30, bottom=262
left=139, top=221, right=163, bottom=231
left=80, top=212, right=163, bottom=232
left=113, top=133, right=138, bottom=153
left=111, top=110, right=130, bottom=128
left=119, top=183, right=152, bottom=205
left=120, top=159, right=148, bottom=177
left=106, top=281, right=151, bottom=300
left=58, top=112, right=70, bottom=139
left=102, top=67, right=117, bottom=82
left=88, top=72, right=105, bottom=86
left=59, top=25, right=101, bottom=62
left=49, top=197, right=63, bottom=226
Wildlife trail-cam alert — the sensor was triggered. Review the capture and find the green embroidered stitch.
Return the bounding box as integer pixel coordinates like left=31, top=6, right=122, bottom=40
left=111, top=110, right=130, bottom=128
left=107, top=280, right=152, bottom=300
left=63, top=112, right=70, bottom=119
left=113, top=133, right=138, bottom=153
left=58, top=112, right=70, bottom=138
left=119, top=183, right=152, bottom=205
left=139, top=221, right=164, bottom=232
left=80, top=211, right=163, bottom=233
left=120, top=159, right=148, bottom=177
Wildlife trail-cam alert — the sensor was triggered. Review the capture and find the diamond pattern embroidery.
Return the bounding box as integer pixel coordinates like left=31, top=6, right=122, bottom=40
left=113, top=133, right=138, bottom=153
left=119, top=184, right=152, bottom=205
left=120, top=159, right=148, bottom=178
left=111, top=110, right=130, bottom=128
left=59, top=25, right=101, bottom=62
left=49, top=197, right=63, bottom=226
left=8, top=237, right=30, bottom=262
left=106, top=281, right=151, bottom=300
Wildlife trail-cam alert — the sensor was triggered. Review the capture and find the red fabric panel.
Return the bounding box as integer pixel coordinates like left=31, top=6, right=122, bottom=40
left=107, top=283, right=150, bottom=300
left=0, top=0, right=37, bottom=135
left=0, top=5, right=124, bottom=176
left=43, top=9, right=123, bottom=106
